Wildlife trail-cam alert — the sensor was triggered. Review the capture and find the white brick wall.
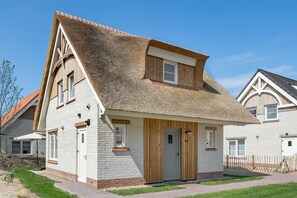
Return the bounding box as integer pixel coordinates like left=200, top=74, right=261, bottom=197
left=198, top=124, right=224, bottom=173
left=46, top=79, right=99, bottom=180
left=224, top=110, right=297, bottom=156
left=97, top=115, right=143, bottom=180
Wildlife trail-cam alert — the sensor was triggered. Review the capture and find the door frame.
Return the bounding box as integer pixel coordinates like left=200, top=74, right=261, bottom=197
left=77, top=127, right=87, bottom=183
left=163, top=127, right=181, bottom=181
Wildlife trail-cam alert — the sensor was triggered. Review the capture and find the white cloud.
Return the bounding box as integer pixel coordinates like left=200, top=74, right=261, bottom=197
left=216, top=72, right=253, bottom=90
left=221, top=53, right=268, bottom=63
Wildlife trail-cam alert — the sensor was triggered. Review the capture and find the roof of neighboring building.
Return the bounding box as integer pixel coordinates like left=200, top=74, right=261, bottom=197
left=1, top=90, right=39, bottom=127
left=258, top=69, right=297, bottom=101
left=33, top=12, right=259, bottom=129
left=237, top=69, right=297, bottom=102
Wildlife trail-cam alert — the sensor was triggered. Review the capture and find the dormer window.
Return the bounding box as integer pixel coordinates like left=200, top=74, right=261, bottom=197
left=163, top=60, right=178, bottom=84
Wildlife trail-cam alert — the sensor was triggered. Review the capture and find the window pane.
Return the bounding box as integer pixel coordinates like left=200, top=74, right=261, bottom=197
left=12, top=141, right=21, bottom=154
left=248, top=107, right=257, bottom=117
left=22, top=141, right=31, bottom=154
left=164, top=63, right=175, bottom=73
left=207, top=132, right=214, bottom=148
left=69, top=75, right=75, bottom=98
left=55, top=134, right=58, bottom=159
left=115, top=127, right=123, bottom=145
left=164, top=72, right=175, bottom=82
left=229, top=141, right=236, bottom=155
left=50, top=135, right=54, bottom=158
left=237, top=140, right=245, bottom=155
left=267, top=105, right=276, bottom=113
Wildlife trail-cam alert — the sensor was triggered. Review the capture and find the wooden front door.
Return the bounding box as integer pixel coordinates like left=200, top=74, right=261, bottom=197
left=144, top=118, right=197, bottom=183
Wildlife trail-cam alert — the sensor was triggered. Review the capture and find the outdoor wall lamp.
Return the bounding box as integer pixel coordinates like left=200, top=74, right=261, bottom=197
left=85, top=119, right=91, bottom=126
left=86, top=103, right=91, bottom=110
left=78, top=113, right=81, bottom=118
left=61, top=126, right=64, bottom=130
left=256, top=135, right=259, bottom=138
left=185, top=130, right=192, bottom=135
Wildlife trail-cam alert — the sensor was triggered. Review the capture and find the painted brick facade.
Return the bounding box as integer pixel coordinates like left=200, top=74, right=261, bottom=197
left=97, top=115, right=144, bottom=180
left=46, top=78, right=99, bottom=180
left=198, top=124, right=224, bottom=173
left=224, top=109, right=297, bottom=156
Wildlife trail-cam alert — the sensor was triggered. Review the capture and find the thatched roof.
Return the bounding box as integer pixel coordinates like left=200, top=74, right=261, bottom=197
left=33, top=12, right=259, bottom=129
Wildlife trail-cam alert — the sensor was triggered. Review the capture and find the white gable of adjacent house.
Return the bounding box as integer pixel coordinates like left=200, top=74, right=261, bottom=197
left=37, top=23, right=105, bottom=130
left=237, top=72, right=297, bottom=109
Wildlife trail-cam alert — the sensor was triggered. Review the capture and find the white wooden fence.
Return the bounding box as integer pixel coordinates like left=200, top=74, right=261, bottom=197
left=224, top=155, right=297, bottom=173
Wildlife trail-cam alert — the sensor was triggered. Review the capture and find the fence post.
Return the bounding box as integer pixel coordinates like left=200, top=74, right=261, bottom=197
left=226, top=155, right=229, bottom=169
left=252, top=155, right=255, bottom=169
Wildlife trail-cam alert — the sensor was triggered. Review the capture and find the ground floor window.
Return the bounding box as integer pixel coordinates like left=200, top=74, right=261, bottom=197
left=49, top=133, right=58, bottom=160
left=114, top=124, right=126, bottom=147
left=228, top=139, right=245, bottom=156
left=12, top=141, right=31, bottom=154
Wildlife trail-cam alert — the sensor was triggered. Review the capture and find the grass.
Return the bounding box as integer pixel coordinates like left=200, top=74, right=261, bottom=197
left=12, top=168, right=75, bottom=198
left=108, top=184, right=185, bottom=196
left=183, top=182, right=297, bottom=198
left=197, top=174, right=262, bottom=185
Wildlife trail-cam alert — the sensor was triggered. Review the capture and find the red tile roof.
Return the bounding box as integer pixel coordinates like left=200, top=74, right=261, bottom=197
left=1, top=90, right=39, bottom=127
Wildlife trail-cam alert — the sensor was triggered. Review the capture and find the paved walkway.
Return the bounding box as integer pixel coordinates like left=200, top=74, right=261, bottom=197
left=55, top=171, right=297, bottom=198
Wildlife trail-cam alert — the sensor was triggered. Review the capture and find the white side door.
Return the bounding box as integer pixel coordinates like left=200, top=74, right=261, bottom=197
left=282, top=138, right=297, bottom=156
left=164, top=128, right=180, bottom=180
left=77, top=128, right=87, bottom=183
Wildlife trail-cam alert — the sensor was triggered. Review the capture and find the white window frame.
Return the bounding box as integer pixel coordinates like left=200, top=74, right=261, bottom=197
left=57, top=81, right=64, bottom=106
left=114, top=124, right=126, bottom=147
left=68, top=73, right=75, bottom=100
left=265, top=104, right=278, bottom=121
left=228, top=139, right=246, bottom=156
left=12, top=140, right=31, bottom=155
left=206, top=130, right=215, bottom=148
left=49, top=133, right=58, bottom=160
left=163, top=60, right=178, bottom=84
left=247, top=107, right=257, bottom=117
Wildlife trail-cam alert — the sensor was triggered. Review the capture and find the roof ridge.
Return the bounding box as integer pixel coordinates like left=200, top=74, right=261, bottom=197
left=56, top=11, right=137, bottom=37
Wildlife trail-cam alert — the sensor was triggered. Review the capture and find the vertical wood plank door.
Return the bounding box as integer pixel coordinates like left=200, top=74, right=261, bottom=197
left=143, top=118, right=198, bottom=184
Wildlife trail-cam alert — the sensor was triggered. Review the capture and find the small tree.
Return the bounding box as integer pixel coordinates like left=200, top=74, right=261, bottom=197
left=0, top=60, right=22, bottom=153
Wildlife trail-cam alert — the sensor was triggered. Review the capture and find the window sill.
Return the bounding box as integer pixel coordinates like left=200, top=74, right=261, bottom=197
left=66, top=98, right=76, bottom=105
left=47, top=160, right=58, bottom=165
left=56, top=104, right=64, bottom=109
left=112, top=147, right=129, bottom=152
left=263, top=119, right=279, bottom=123
left=205, top=148, right=217, bottom=151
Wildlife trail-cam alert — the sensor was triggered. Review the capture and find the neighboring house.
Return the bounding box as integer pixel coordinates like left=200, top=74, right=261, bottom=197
left=33, top=12, right=258, bottom=189
left=0, top=90, right=45, bottom=157
left=224, top=69, right=297, bottom=157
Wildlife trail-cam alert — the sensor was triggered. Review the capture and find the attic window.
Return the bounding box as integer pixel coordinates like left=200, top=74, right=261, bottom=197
left=247, top=107, right=257, bottom=117
left=163, top=60, right=178, bottom=84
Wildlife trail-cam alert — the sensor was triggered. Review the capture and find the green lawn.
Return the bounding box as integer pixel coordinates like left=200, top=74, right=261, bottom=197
left=198, top=174, right=262, bottom=185
left=108, top=184, right=184, bottom=196
left=183, top=182, right=297, bottom=198
left=12, top=168, right=75, bottom=198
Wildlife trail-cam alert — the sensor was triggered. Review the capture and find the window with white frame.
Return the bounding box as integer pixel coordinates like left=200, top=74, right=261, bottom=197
left=49, top=133, right=58, bottom=160
left=58, top=81, right=64, bottom=106
left=265, top=104, right=278, bottom=120
left=163, top=60, right=178, bottom=84
left=247, top=107, right=257, bottom=117
left=206, top=130, right=215, bottom=148
left=68, top=73, right=75, bottom=100
left=114, top=124, right=126, bottom=147
left=228, top=139, right=245, bottom=156
left=12, top=141, right=31, bottom=154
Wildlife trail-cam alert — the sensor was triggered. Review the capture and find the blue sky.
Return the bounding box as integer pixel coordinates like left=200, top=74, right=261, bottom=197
left=0, top=0, right=297, bottom=97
